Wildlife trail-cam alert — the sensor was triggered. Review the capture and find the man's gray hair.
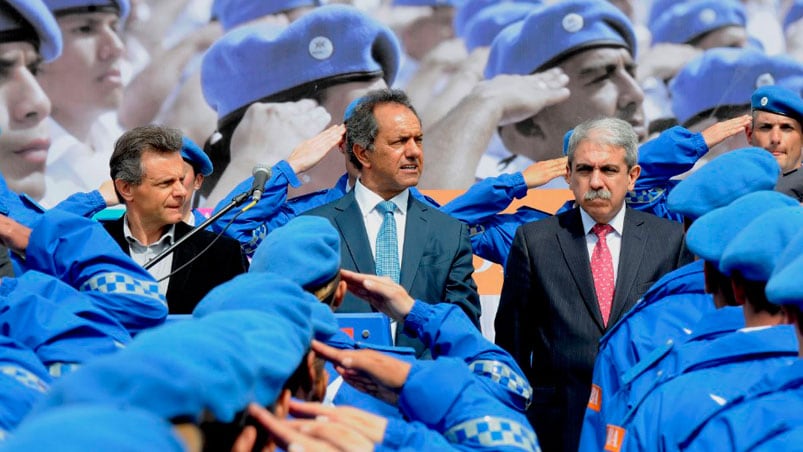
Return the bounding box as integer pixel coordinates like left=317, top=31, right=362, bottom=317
left=110, top=125, right=183, bottom=185
left=567, top=118, right=639, bottom=168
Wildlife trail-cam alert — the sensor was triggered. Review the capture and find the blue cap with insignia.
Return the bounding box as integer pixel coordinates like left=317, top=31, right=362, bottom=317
left=484, top=0, right=635, bottom=79
left=751, top=84, right=803, bottom=128
left=43, top=0, right=130, bottom=20
left=667, top=147, right=781, bottom=220
left=670, top=48, right=803, bottom=126
left=720, top=206, right=803, bottom=280
left=454, top=0, right=542, bottom=37
left=180, top=136, right=213, bottom=176
left=202, top=5, right=401, bottom=122
left=463, top=2, right=540, bottom=51
left=686, top=191, right=798, bottom=268
left=650, top=0, right=745, bottom=45
left=2, top=405, right=186, bottom=451
left=211, top=0, right=320, bottom=32
left=1, top=0, right=62, bottom=62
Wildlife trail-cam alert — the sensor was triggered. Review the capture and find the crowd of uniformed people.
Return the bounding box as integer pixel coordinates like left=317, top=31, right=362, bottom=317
left=2, top=0, right=803, bottom=451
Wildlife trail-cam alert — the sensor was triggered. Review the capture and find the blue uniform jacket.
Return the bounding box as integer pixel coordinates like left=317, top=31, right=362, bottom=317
left=626, top=126, right=708, bottom=222
left=22, top=209, right=167, bottom=334
left=579, top=261, right=713, bottom=450
left=393, top=357, right=539, bottom=451
left=0, top=271, right=131, bottom=376
left=618, top=325, right=798, bottom=452
left=681, top=359, right=803, bottom=451
left=587, top=307, right=744, bottom=451
left=0, top=335, right=52, bottom=436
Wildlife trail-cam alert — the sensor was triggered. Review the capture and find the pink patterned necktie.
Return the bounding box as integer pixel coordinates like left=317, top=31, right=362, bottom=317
left=591, top=223, right=615, bottom=326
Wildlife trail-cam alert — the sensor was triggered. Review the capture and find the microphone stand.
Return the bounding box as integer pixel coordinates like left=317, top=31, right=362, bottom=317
left=144, top=190, right=251, bottom=270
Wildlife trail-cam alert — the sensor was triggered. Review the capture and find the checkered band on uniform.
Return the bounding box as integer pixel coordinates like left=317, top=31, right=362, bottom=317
left=469, top=360, right=533, bottom=407
left=0, top=365, right=49, bottom=393
left=80, top=272, right=165, bottom=306
left=444, top=416, right=539, bottom=450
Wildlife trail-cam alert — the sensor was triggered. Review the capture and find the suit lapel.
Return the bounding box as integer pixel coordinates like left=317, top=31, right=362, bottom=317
left=167, top=222, right=194, bottom=297
left=332, top=191, right=375, bottom=274
left=557, top=209, right=605, bottom=332
left=399, top=197, right=428, bottom=290
left=105, top=218, right=131, bottom=256
left=608, top=209, right=646, bottom=325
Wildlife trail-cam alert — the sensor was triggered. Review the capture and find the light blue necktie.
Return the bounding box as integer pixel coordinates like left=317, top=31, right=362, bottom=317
left=375, top=201, right=400, bottom=283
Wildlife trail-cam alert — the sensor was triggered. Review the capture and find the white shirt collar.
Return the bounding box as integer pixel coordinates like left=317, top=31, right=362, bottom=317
left=354, top=178, right=410, bottom=217
left=122, top=214, right=176, bottom=247
left=580, top=204, right=626, bottom=236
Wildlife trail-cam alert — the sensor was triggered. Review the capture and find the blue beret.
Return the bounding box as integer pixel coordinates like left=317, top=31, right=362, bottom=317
left=5, top=405, right=186, bottom=451
left=785, top=0, right=803, bottom=31
left=212, top=0, right=319, bottom=32
left=463, top=3, right=539, bottom=52
left=670, top=48, right=803, bottom=126
left=251, top=216, right=340, bottom=288
left=766, top=252, right=803, bottom=307
left=720, top=206, right=803, bottom=280
left=751, top=84, right=803, bottom=127
left=484, top=0, right=635, bottom=79
left=180, top=136, right=213, bottom=176
left=454, top=0, right=542, bottom=37
left=562, top=128, right=573, bottom=156
left=194, top=272, right=338, bottom=342
left=43, top=0, right=130, bottom=20
left=198, top=310, right=315, bottom=406
left=202, top=5, right=401, bottom=121
left=667, top=147, right=781, bottom=220
left=771, top=229, right=803, bottom=281
left=2, top=0, right=62, bottom=62
left=343, top=96, right=363, bottom=122
left=38, top=316, right=261, bottom=423
left=686, top=191, right=798, bottom=267
left=650, top=0, right=745, bottom=45
left=0, top=336, right=51, bottom=433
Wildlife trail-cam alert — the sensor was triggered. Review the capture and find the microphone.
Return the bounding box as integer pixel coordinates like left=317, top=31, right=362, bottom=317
left=250, top=164, right=272, bottom=202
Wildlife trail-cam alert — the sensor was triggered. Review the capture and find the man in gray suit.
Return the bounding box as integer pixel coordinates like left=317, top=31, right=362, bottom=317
left=495, top=118, right=693, bottom=452
left=305, top=89, right=480, bottom=357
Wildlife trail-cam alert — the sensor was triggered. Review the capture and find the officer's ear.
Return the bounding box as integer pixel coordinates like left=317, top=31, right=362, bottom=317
left=332, top=279, right=347, bottom=310
left=730, top=275, right=748, bottom=307
left=274, top=389, right=292, bottom=420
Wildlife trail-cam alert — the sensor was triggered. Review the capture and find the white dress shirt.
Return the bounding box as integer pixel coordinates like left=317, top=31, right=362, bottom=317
left=353, top=178, right=409, bottom=264
left=580, top=206, right=626, bottom=283
left=123, top=216, right=176, bottom=296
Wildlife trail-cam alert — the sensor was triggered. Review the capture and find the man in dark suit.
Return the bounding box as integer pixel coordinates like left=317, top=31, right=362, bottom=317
left=105, top=125, right=247, bottom=314
left=305, top=89, right=480, bottom=356
left=495, top=117, right=693, bottom=452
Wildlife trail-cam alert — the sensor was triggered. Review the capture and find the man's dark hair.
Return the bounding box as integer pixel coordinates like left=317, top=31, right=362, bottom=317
left=344, top=88, right=419, bottom=170
left=110, top=124, right=183, bottom=185
left=733, top=272, right=783, bottom=316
